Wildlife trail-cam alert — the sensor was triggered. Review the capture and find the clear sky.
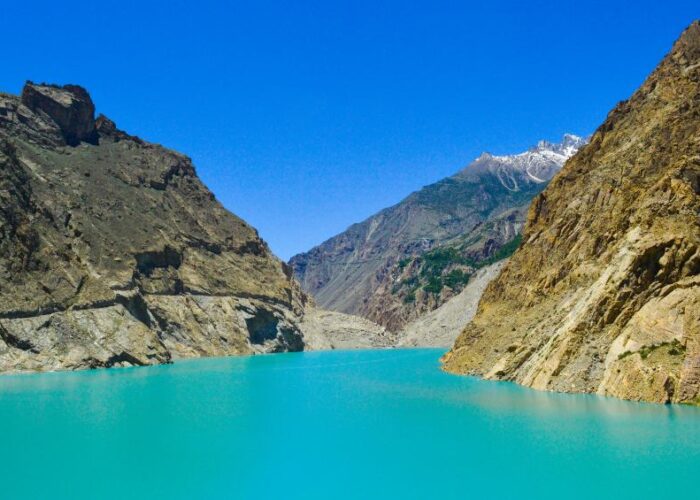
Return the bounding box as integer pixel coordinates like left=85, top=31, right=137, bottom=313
left=1, top=1, right=698, bottom=259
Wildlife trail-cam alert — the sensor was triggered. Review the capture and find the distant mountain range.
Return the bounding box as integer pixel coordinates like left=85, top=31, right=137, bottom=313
left=290, top=134, right=586, bottom=331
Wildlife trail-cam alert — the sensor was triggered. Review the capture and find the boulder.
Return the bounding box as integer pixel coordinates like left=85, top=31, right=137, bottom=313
left=20, top=82, right=98, bottom=146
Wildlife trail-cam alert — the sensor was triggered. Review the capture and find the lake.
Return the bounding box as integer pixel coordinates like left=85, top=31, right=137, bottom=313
left=1, top=348, right=698, bottom=499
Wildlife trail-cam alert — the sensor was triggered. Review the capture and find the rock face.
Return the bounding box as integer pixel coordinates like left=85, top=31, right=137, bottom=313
left=21, top=83, right=98, bottom=146
left=0, top=82, right=310, bottom=373
left=290, top=135, right=584, bottom=331
left=443, top=22, right=700, bottom=404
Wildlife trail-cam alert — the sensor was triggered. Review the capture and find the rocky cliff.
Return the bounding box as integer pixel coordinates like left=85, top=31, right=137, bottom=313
left=443, top=22, right=700, bottom=404
left=290, top=135, right=584, bottom=331
left=0, top=82, right=311, bottom=372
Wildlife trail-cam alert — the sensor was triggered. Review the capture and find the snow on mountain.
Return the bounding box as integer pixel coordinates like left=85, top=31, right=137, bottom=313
left=467, top=134, right=586, bottom=191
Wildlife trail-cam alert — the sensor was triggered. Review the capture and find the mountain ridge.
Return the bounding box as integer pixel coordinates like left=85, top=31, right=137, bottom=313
left=290, top=134, right=585, bottom=331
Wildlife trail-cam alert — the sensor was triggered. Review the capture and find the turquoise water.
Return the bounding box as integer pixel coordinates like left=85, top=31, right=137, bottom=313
left=1, top=348, right=698, bottom=499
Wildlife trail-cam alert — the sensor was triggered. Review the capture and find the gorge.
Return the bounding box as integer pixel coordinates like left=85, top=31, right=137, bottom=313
left=0, top=23, right=698, bottom=409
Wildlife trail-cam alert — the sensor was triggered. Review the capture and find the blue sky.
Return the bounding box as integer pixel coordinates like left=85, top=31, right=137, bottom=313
left=1, top=1, right=698, bottom=259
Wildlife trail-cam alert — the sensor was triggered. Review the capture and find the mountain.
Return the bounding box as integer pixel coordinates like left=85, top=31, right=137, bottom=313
left=443, top=22, right=700, bottom=404
left=0, top=82, right=311, bottom=372
left=397, top=260, right=507, bottom=347
left=290, top=134, right=585, bottom=331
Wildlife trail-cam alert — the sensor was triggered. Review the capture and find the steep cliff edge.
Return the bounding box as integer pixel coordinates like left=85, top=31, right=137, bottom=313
left=443, top=22, right=700, bottom=404
left=0, top=82, right=310, bottom=372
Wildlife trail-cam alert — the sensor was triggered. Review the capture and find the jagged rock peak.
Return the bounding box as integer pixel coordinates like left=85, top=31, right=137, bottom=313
left=475, top=133, right=586, bottom=163
left=463, top=134, right=586, bottom=190
left=20, top=81, right=98, bottom=146
left=532, top=133, right=586, bottom=155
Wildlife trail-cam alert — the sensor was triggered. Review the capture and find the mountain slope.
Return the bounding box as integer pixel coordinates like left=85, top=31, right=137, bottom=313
left=301, top=309, right=397, bottom=350
left=397, top=260, right=506, bottom=347
left=290, top=135, right=584, bottom=331
left=443, top=22, right=700, bottom=404
left=0, top=82, right=310, bottom=372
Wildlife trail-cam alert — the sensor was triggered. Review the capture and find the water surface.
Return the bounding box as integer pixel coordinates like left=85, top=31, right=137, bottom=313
left=1, top=349, right=698, bottom=499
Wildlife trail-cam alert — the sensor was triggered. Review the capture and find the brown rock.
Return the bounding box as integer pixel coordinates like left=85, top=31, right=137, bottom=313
left=21, top=82, right=98, bottom=146
left=0, top=82, right=310, bottom=373
left=443, top=21, right=700, bottom=404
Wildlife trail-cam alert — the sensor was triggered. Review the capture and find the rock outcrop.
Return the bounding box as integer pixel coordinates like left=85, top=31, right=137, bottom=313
left=290, top=135, right=584, bottom=332
left=443, top=22, right=700, bottom=404
left=0, top=82, right=310, bottom=373
left=20, top=83, right=98, bottom=146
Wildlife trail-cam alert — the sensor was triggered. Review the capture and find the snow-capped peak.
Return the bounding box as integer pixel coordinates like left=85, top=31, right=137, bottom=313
left=533, top=133, right=586, bottom=157
left=467, top=134, right=587, bottom=191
